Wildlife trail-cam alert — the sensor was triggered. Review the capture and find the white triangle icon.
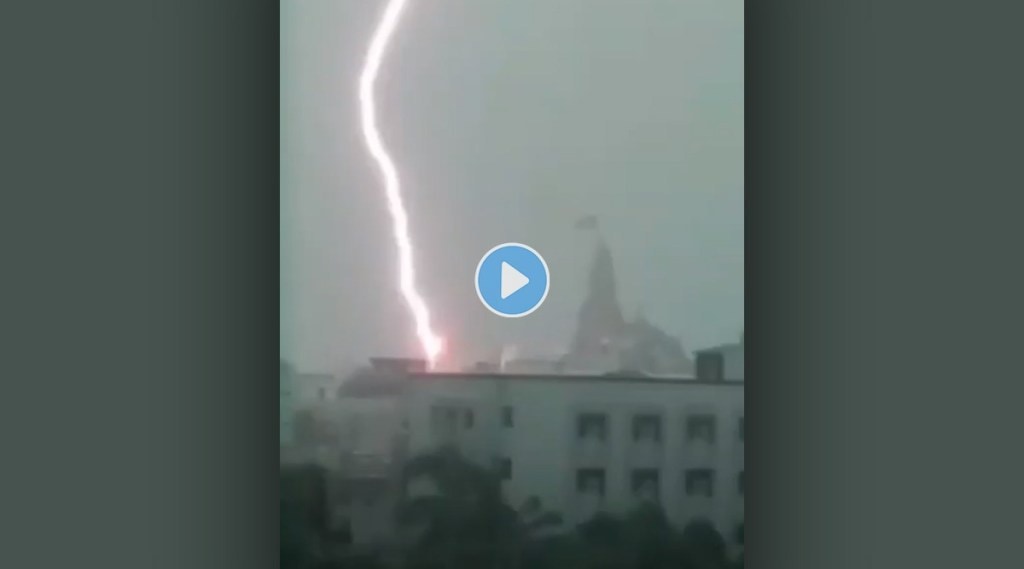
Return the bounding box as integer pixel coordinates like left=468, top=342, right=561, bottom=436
left=500, top=262, right=530, bottom=299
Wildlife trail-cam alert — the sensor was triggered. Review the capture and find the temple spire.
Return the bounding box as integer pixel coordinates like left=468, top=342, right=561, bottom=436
left=568, top=236, right=626, bottom=361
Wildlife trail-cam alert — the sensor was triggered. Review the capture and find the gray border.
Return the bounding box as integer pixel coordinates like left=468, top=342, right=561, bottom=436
left=747, top=2, right=1024, bottom=568
left=0, top=2, right=279, bottom=568
left=4, top=2, right=1024, bottom=568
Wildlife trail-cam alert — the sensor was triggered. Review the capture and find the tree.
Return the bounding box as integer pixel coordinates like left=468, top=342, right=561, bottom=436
left=281, top=464, right=383, bottom=569
left=395, top=447, right=562, bottom=569
left=396, top=447, right=510, bottom=568
left=679, top=519, right=730, bottom=569
left=569, top=505, right=685, bottom=569
left=281, top=464, right=330, bottom=569
left=732, top=522, right=744, bottom=569
left=541, top=506, right=735, bottom=569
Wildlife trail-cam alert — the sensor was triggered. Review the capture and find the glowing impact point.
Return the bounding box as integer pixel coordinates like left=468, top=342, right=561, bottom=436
left=358, top=0, right=444, bottom=367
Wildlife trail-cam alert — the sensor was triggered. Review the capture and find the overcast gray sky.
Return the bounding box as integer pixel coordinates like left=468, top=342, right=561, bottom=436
left=281, top=0, right=743, bottom=373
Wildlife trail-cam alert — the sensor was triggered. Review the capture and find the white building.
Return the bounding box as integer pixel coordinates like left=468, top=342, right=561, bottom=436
left=323, top=345, right=744, bottom=545
left=401, top=368, right=744, bottom=537
left=293, top=372, right=341, bottom=407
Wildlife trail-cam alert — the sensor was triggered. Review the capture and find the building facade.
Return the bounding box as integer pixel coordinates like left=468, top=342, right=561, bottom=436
left=314, top=343, right=744, bottom=547
left=401, top=370, right=743, bottom=537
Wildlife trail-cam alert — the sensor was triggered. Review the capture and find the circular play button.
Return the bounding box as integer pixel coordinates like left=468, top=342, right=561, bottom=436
left=475, top=243, right=550, bottom=318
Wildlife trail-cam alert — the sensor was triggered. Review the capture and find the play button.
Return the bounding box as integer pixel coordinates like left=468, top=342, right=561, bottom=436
left=501, top=262, right=529, bottom=299
left=476, top=243, right=550, bottom=318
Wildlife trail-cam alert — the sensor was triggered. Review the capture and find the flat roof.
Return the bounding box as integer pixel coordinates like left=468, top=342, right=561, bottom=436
left=408, top=371, right=743, bottom=387
left=695, top=342, right=744, bottom=354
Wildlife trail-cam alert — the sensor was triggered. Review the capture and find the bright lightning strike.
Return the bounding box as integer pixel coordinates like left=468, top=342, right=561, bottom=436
left=358, top=0, right=444, bottom=367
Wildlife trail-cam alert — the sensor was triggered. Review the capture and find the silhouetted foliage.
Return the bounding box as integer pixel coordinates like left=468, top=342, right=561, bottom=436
left=281, top=464, right=385, bottom=569
left=680, top=518, right=730, bottom=569
left=395, top=447, right=565, bottom=569
left=283, top=451, right=740, bottom=569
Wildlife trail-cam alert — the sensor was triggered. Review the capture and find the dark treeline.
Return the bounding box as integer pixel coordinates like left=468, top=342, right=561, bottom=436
left=282, top=448, right=743, bottom=569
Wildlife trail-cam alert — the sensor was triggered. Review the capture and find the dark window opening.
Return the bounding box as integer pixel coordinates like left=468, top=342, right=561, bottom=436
left=631, top=468, right=661, bottom=501
left=576, top=468, right=606, bottom=497
left=686, top=414, right=717, bottom=444
left=632, top=414, right=663, bottom=443
left=577, top=413, right=609, bottom=442
left=685, top=469, right=715, bottom=497
left=502, top=406, right=514, bottom=428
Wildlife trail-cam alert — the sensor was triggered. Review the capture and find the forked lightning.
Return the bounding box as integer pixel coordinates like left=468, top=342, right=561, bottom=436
left=358, top=0, right=444, bottom=367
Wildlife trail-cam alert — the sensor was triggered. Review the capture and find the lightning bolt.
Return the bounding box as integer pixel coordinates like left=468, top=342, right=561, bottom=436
left=359, top=0, right=444, bottom=367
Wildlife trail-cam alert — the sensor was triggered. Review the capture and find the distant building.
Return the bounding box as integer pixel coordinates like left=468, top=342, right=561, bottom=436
left=566, top=239, right=628, bottom=367
left=280, top=370, right=343, bottom=464
left=563, top=239, right=694, bottom=375
left=293, top=372, right=340, bottom=407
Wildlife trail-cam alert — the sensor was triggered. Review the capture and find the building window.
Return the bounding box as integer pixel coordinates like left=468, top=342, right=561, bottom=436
left=502, top=406, right=514, bottom=428
left=631, top=469, right=660, bottom=501
left=695, top=352, right=725, bottom=381
left=685, top=469, right=715, bottom=497
left=576, top=468, right=606, bottom=497
left=496, top=457, right=512, bottom=481
left=463, top=409, right=475, bottom=429
left=738, top=471, right=744, bottom=496
left=686, top=414, right=717, bottom=444
left=577, top=413, right=609, bottom=442
left=632, top=414, right=662, bottom=443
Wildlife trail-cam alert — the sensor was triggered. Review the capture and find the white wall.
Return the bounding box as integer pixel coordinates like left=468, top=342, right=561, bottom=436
left=293, top=373, right=341, bottom=407
left=401, top=374, right=744, bottom=539
left=330, top=397, right=405, bottom=455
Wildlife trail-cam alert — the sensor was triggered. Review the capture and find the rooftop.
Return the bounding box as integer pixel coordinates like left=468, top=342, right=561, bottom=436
left=408, top=370, right=742, bottom=387
left=695, top=342, right=744, bottom=354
